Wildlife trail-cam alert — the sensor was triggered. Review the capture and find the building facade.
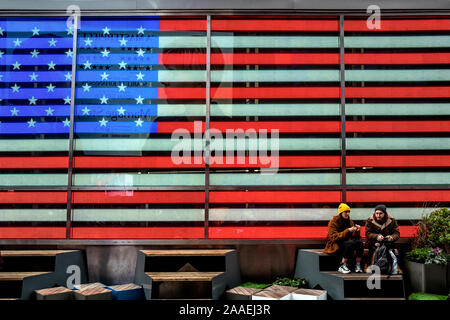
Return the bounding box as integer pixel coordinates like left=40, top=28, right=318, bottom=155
left=0, top=0, right=449, bottom=244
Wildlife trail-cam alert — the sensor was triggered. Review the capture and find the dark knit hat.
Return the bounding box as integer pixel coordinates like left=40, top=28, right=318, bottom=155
left=374, top=204, right=387, bottom=214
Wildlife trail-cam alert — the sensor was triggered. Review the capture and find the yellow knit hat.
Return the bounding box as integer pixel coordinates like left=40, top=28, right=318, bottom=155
left=338, top=203, right=351, bottom=214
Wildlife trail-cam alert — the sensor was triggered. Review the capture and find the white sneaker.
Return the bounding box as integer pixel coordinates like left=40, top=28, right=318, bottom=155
left=355, top=263, right=363, bottom=273
left=338, top=263, right=351, bottom=274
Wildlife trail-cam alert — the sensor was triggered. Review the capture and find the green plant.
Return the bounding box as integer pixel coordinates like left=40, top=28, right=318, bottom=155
left=272, top=277, right=307, bottom=288
left=408, top=293, right=448, bottom=300
left=423, top=208, right=450, bottom=252
left=240, top=282, right=271, bottom=290
left=406, top=248, right=430, bottom=263
left=406, top=247, right=450, bottom=265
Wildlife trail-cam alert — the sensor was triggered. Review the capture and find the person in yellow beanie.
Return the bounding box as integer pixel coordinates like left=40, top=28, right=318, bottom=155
left=324, top=203, right=363, bottom=273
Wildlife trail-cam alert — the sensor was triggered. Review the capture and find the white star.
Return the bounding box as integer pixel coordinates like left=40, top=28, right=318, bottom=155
left=99, top=117, right=108, bottom=127
left=84, top=37, right=93, bottom=47
left=64, top=96, right=71, bottom=105
left=117, top=83, right=127, bottom=92
left=29, top=72, right=38, bottom=81
left=65, top=49, right=73, bottom=58
left=118, top=61, right=127, bottom=69
left=135, top=118, right=144, bottom=127
left=10, top=107, right=19, bottom=116
left=82, top=83, right=91, bottom=92
left=12, top=61, right=21, bottom=70
left=83, top=61, right=92, bottom=69
left=0, top=51, right=3, bottom=59
left=117, top=107, right=126, bottom=115
left=48, top=61, right=56, bottom=70
left=30, top=49, right=39, bottom=58
left=135, top=96, right=144, bottom=104
left=137, top=26, right=145, bottom=35
left=28, top=96, right=37, bottom=105
left=31, top=27, right=40, bottom=36
left=99, top=96, right=109, bottom=104
left=119, top=37, right=128, bottom=46
left=81, top=106, right=90, bottom=115
left=101, top=49, right=110, bottom=57
left=136, top=72, right=144, bottom=80
left=102, top=26, right=110, bottom=35
left=62, top=118, right=70, bottom=127
left=0, top=74, right=3, bottom=81
left=100, top=72, right=109, bottom=81
left=13, top=38, right=22, bottom=47
left=11, top=84, right=20, bottom=92
left=136, top=48, right=145, bottom=57
left=45, top=107, right=55, bottom=116
left=0, top=27, right=4, bottom=36
left=64, top=72, right=72, bottom=81
left=48, top=38, right=57, bottom=47
left=27, top=118, right=36, bottom=127
left=46, top=83, right=56, bottom=92
left=66, top=27, right=74, bottom=36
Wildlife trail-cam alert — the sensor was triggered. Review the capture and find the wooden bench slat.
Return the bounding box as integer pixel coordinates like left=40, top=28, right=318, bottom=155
left=141, top=249, right=234, bottom=257
left=0, top=250, right=77, bottom=257
left=0, top=272, right=52, bottom=281
left=146, top=272, right=224, bottom=282
left=322, top=271, right=403, bottom=280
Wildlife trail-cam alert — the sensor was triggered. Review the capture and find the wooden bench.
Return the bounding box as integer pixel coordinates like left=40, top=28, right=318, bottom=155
left=146, top=272, right=224, bottom=282
left=0, top=272, right=52, bottom=281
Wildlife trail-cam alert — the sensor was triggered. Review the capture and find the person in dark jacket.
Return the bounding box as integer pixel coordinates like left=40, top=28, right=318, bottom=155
left=324, top=203, right=363, bottom=273
left=365, top=204, right=400, bottom=266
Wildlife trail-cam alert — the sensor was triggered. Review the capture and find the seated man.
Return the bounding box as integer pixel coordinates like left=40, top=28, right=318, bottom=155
left=365, top=204, right=400, bottom=269
left=324, top=203, right=363, bottom=274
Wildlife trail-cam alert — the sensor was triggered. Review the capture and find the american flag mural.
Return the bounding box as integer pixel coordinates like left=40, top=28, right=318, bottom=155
left=0, top=15, right=449, bottom=239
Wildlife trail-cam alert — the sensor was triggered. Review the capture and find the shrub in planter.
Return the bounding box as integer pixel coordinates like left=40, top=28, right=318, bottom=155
left=404, top=247, right=450, bottom=295
left=422, top=208, right=450, bottom=253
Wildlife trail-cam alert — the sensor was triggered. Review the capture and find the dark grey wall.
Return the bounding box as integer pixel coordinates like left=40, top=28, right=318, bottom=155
left=0, top=0, right=449, bottom=11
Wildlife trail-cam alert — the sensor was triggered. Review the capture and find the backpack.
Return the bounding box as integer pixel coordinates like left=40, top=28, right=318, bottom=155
left=373, top=243, right=393, bottom=275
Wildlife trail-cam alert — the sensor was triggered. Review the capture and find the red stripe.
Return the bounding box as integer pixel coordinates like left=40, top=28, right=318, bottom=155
left=74, top=156, right=204, bottom=169
left=348, top=190, right=450, bottom=203
left=159, top=53, right=206, bottom=65
left=347, top=155, right=450, bottom=167
left=212, top=19, right=339, bottom=31
left=210, top=191, right=341, bottom=203
left=72, top=191, right=204, bottom=204
left=211, top=156, right=341, bottom=169
left=347, top=87, right=450, bottom=98
left=161, top=53, right=340, bottom=65
left=71, top=227, right=204, bottom=239
left=0, top=157, right=68, bottom=169
left=346, top=53, right=450, bottom=65
left=74, top=156, right=340, bottom=169
left=158, top=87, right=341, bottom=99
left=347, top=121, right=450, bottom=133
left=209, top=226, right=417, bottom=239
left=159, top=53, right=450, bottom=65
left=0, top=227, right=65, bottom=239
left=159, top=19, right=206, bottom=31
left=345, top=19, right=450, bottom=31
left=0, top=192, right=67, bottom=203
left=158, top=121, right=341, bottom=133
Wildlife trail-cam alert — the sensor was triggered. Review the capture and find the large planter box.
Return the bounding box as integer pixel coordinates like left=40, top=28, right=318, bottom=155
left=252, top=285, right=297, bottom=300
left=226, top=286, right=262, bottom=300
left=290, top=288, right=327, bottom=300
left=404, top=260, right=448, bottom=295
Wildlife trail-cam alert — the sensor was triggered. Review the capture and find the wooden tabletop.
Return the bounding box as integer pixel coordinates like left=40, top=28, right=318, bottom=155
left=0, top=250, right=77, bottom=257
left=146, top=272, right=224, bottom=281
left=0, top=272, right=52, bottom=281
